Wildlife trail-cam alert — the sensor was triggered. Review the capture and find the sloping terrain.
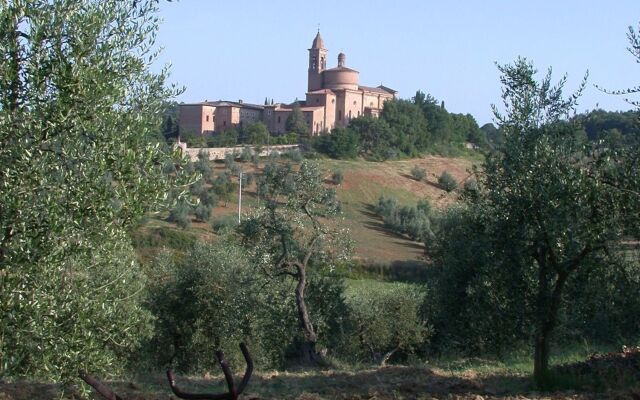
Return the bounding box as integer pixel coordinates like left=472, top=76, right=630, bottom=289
left=323, top=156, right=476, bottom=267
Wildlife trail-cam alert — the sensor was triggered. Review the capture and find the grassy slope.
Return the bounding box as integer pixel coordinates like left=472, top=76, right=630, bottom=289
left=134, top=155, right=478, bottom=268
left=324, top=156, right=476, bottom=266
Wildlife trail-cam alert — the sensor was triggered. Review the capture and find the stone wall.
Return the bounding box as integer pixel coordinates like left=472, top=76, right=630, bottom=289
left=180, top=144, right=301, bottom=161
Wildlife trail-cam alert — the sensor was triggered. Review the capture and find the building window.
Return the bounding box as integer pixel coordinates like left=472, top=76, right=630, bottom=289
left=349, top=110, right=352, bottom=119
left=332, top=99, right=335, bottom=104
left=316, top=98, right=319, bottom=103
left=206, top=115, right=209, bottom=122
left=338, top=111, right=342, bottom=121
left=353, top=100, right=357, bottom=105
left=277, top=116, right=281, bottom=123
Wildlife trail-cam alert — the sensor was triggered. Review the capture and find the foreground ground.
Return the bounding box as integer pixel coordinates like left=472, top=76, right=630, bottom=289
left=3, top=347, right=638, bottom=400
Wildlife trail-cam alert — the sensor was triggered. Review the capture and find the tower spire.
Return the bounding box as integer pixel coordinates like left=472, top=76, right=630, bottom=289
left=308, top=31, right=327, bottom=91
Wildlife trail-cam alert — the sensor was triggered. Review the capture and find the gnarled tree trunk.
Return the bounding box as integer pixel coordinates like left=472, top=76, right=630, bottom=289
left=294, top=263, right=318, bottom=364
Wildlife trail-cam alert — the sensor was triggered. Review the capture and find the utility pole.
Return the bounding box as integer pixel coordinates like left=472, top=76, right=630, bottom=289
left=238, top=170, right=243, bottom=224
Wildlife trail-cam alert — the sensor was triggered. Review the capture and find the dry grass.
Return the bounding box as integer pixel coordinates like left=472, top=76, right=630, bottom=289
left=135, top=155, right=478, bottom=268
left=2, top=364, right=637, bottom=400
left=323, top=156, right=476, bottom=266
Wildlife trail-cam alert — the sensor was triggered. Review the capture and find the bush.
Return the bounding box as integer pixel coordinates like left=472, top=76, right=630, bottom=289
left=189, top=178, right=206, bottom=197
left=282, top=149, right=304, bottom=163
left=411, top=165, right=427, bottom=181
left=374, top=195, right=433, bottom=242
left=213, top=172, right=237, bottom=206
left=240, top=146, right=253, bottom=162
left=143, top=241, right=351, bottom=371
left=438, top=171, right=458, bottom=192
left=131, top=227, right=196, bottom=253
left=195, top=151, right=212, bottom=181
left=427, top=206, right=640, bottom=357
left=228, top=163, right=241, bottom=177
left=242, top=172, right=253, bottom=187
left=342, top=281, right=430, bottom=364
left=224, top=152, right=236, bottom=169
left=194, top=204, right=213, bottom=222
left=461, top=178, right=480, bottom=201
left=212, top=214, right=237, bottom=233
left=168, top=201, right=192, bottom=229
left=332, top=170, right=344, bottom=185
left=199, top=189, right=218, bottom=207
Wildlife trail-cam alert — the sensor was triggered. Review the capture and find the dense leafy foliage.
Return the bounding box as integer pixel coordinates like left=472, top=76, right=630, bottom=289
left=344, top=282, right=430, bottom=365
left=286, top=102, right=309, bottom=137
left=314, top=91, right=486, bottom=160
left=428, top=57, right=640, bottom=387
left=143, top=240, right=348, bottom=371
left=241, top=160, right=352, bottom=362
left=374, top=196, right=434, bottom=242
left=0, top=0, right=189, bottom=381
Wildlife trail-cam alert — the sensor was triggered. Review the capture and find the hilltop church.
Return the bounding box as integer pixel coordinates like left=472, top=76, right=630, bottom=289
left=179, top=32, right=396, bottom=137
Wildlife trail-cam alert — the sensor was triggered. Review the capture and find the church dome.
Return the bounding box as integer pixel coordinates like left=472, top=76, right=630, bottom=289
left=323, top=67, right=359, bottom=90
left=311, top=32, right=324, bottom=49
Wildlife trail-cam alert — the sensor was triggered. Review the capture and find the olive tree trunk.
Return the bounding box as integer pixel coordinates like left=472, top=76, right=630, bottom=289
left=294, top=263, right=318, bottom=364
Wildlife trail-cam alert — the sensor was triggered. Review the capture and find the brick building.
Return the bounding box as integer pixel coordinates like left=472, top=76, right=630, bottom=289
left=178, top=32, right=396, bottom=137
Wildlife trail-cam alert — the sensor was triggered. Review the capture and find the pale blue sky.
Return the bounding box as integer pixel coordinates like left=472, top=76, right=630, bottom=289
left=154, top=0, right=639, bottom=125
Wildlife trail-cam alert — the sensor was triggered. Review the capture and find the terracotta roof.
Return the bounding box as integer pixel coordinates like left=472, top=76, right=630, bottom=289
left=307, top=89, right=335, bottom=95
left=311, top=32, right=325, bottom=49
left=207, top=101, right=264, bottom=110
left=377, top=85, right=398, bottom=94
left=325, top=66, right=359, bottom=73
left=359, top=85, right=397, bottom=95
left=300, top=106, right=324, bottom=112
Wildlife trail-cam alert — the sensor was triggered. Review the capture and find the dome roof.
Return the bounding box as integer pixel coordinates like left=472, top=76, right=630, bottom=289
left=311, top=32, right=324, bottom=49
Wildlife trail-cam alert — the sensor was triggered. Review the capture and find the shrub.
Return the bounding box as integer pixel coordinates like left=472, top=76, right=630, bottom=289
left=438, top=171, right=458, bottom=192
left=195, top=151, right=212, bottom=181
left=332, top=170, right=344, bottom=185
left=131, top=227, right=196, bottom=252
left=194, top=204, right=213, bottom=222
left=168, top=201, right=192, bottom=229
left=224, top=152, right=236, bottom=169
left=213, top=172, right=236, bottom=206
left=374, top=195, right=433, bottom=242
left=189, top=178, right=206, bottom=197
left=240, top=146, right=253, bottom=162
left=343, top=281, right=430, bottom=364
left=251, top=153, right=260, bottom=167
left=242, top=172, right=253, bottom=187
left=411, top=165, right=427, bottom=181
left=461, top=179, right=480, bottom=201
left=143, top=242, right=351, bottom=371
left=212, top=214, right=237, bottom=233
left=227, top=163, right=241, bottom=177
left=199, top=189, right=218, bottom=207
left=283, top=149, right=304, bottom=163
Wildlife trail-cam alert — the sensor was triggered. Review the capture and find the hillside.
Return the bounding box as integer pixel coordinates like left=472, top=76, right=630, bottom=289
left=134, top=154, right=478, bottom=270
left=324, top=156, right=475, bottom=266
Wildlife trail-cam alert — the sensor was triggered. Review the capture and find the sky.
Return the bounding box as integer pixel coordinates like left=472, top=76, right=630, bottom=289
left=153, top=0, right=640, bottom=126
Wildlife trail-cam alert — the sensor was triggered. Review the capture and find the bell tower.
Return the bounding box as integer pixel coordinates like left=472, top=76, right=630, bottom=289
left=308, top=31, right=327, bottom=92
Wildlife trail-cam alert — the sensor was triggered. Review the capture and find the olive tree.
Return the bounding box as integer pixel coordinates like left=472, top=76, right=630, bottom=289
left=240, top=160, right=352, bottom=363
left=0, top=0, right=188, bottom=381
left=483, top=57, right=637, bottom=387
